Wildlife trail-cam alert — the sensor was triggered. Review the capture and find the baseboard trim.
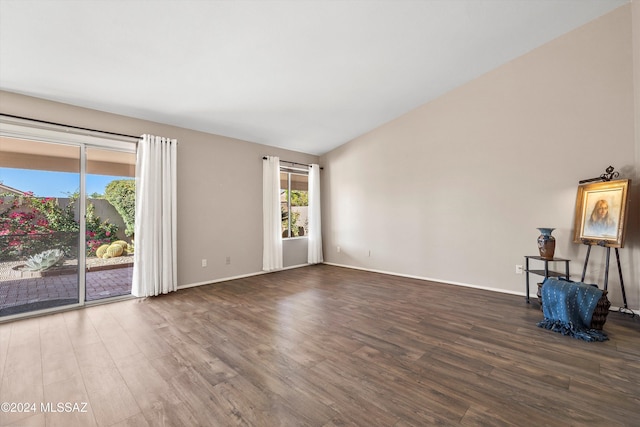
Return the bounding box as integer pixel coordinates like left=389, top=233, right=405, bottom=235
left=178, top=263, right=311, bottom=290
left=323, top=262, right=536, bottom=298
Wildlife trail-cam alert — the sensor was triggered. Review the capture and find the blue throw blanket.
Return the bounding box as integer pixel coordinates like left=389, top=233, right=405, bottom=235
left=537, top=278, right=608, bottom=342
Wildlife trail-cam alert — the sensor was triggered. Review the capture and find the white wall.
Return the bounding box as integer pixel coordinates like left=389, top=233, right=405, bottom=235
left=321, top=4, right=640, bottom=309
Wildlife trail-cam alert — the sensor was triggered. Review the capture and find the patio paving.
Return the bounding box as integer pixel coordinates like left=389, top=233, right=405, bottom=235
left=0, top=258, right=133, bottom=316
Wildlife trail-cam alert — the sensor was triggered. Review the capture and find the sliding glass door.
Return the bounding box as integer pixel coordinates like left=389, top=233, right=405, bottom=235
left=85, top=147, right=136, bottom=302
left=0, top=137, right=82, bottom=316
left=0, top=124, right=137, bottom=319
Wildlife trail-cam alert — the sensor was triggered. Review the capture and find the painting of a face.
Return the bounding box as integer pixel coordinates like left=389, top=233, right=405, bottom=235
left=594, top=200, right=608, bottom=220
left=574, top=179, right=631, bottom=248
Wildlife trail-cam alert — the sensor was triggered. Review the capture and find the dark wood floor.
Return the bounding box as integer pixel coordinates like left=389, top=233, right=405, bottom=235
left=1, top=264, right=639, bottom=426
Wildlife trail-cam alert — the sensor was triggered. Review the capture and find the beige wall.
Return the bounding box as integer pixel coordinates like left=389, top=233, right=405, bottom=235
left=0, top=91, right=319, bottom=286
left=321, top=4, right=640, bottom=309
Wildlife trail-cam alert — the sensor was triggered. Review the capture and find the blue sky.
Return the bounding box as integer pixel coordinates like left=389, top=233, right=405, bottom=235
left=0, top=168, right=132, bottom=197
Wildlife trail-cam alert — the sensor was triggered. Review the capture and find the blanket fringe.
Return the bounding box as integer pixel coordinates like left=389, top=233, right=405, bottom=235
left=537, top=319, right=609, bottom=342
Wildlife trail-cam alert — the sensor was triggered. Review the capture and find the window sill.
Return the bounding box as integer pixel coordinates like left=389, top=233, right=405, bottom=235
left=283, top=236, right=308, bottom=241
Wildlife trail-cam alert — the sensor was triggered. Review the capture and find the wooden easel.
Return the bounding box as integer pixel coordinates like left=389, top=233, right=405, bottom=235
left=580, top=241, right=627, bottom=309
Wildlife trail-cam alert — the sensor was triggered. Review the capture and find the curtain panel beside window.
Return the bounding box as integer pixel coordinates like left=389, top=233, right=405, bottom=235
left=307, top=164, right=323, bottom=264
left=263, top=156, right=283, bottom=271
left=132, top=134, right=178, bottom=297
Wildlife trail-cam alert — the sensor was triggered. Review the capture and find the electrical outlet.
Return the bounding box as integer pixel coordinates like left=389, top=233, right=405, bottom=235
left=368, top=250, right=371, bottom=257
left=515, top=264, right=523, bottom=274
left=337, top=246, right=341, bottom=253
left=225, top=256, right=231, bottom=265
left=201, top=259, right=207, bottom=268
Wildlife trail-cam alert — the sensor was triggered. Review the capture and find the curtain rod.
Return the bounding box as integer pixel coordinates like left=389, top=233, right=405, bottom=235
left=1, top=113, right=141, bottom=140
left=262, top=156, right=322, bottom=169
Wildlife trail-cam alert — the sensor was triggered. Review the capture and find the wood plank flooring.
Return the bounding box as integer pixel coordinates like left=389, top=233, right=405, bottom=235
left=0, top=264, right=639, bottom=426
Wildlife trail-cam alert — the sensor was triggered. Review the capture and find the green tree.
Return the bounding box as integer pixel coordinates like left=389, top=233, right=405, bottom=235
left=281, top=190, right=307, bottom=236
left=105, top=180, right=136, bottom=237
left=289, top=190, right=308, bottom=206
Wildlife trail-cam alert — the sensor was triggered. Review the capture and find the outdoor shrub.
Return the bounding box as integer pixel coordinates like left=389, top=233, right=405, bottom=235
left=105, top=180, right=135, bottom=237
left=0, top=192, right=118, bottom=260
left=84, top=201, right=118, bottom=256
left=0, top=193, right=58, bottom=260
left=31, top=195, right=77, bottom=232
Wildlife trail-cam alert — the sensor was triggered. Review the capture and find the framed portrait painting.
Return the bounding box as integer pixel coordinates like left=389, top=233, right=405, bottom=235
left=573, top=179, right=631, bottom=247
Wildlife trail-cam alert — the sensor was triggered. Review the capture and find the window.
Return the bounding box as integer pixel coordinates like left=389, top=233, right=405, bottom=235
left=280, top=169, right=308, bottom=238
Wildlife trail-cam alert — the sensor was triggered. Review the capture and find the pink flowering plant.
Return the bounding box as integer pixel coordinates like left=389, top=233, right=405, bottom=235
left=0, top=192, right=54, bottom=260
left=0, top=192, right=118, bottom=261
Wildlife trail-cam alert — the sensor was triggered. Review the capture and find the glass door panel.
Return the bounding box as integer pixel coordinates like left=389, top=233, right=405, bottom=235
left=0, top=137, right=81, bottom=317
left=85, top=147, right=135, bottom=301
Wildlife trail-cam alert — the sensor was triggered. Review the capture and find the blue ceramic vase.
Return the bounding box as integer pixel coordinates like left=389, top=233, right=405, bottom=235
left=537, top=228, right=556, bottom=260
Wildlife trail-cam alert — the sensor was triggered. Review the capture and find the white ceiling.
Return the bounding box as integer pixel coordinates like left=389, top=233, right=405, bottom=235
left=0, top=0, right=628, bottom=155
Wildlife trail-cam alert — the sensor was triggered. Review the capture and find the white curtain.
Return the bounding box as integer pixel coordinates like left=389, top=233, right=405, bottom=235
left=307, top=164, right=324, bottom=264
left=132, top=134, right=178, bottom=297
left=263, top=156, right=283, bottom=271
